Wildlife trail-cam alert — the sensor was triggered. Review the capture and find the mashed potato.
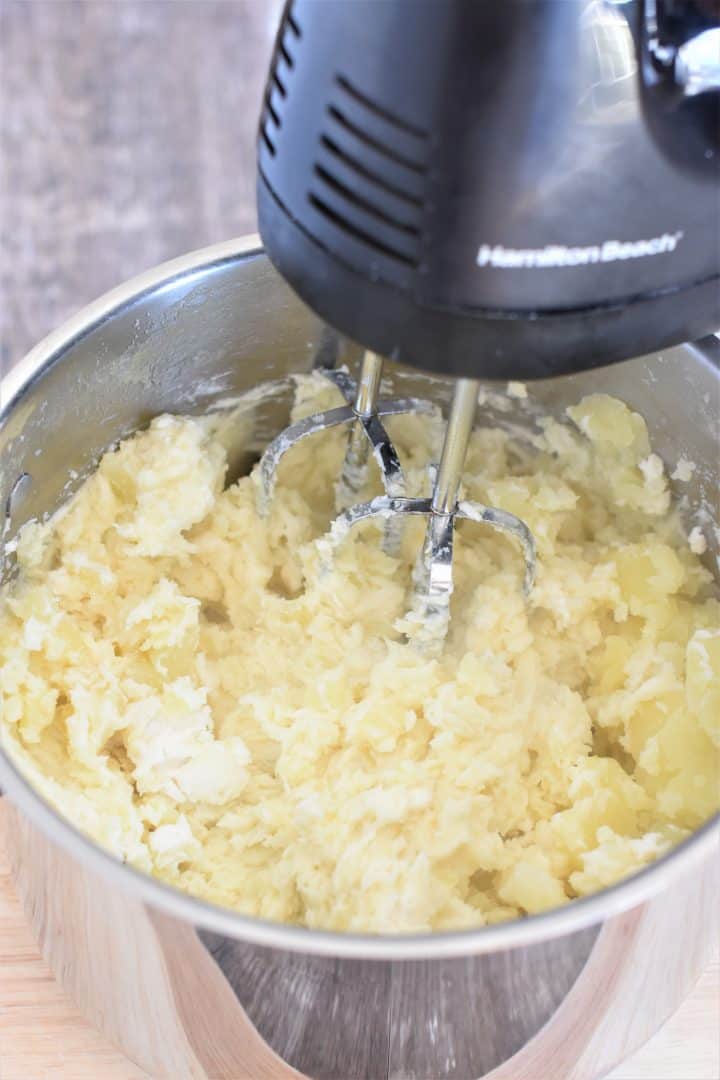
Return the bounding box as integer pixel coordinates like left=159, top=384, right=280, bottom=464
left=0, top=377, right=718, bottom=932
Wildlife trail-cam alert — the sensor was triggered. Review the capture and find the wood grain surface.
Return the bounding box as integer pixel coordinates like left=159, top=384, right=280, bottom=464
left=0, top=0, right=282, bottom=375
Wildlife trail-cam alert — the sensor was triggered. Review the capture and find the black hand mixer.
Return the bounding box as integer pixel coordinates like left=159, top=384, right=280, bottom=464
left=255, top=0, right=720, bottom=646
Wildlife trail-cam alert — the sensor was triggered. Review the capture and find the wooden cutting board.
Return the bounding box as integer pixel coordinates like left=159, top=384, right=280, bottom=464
left=0, top=799, right=717, bottom=1080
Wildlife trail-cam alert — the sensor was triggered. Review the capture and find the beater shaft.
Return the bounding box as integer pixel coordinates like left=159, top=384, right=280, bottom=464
left=410, top=379, right=481, bottom=645
left=431, top=379, right=480, bottom=515
left=354, top=351, right=384, bottom=416
left=335, top=351, right=386, bottom=508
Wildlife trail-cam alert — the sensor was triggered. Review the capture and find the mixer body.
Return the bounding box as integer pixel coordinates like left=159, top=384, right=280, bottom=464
left=258, top=0, right=720, bottom=378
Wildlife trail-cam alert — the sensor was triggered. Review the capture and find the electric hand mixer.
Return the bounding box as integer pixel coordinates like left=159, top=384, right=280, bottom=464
left=255, top=0, right=720, bottom=647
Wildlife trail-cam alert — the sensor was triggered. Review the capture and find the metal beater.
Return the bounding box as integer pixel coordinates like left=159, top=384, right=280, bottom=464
left=257, top=349, right=436, bottom=549
left=258, top=355, right=536, bottom=651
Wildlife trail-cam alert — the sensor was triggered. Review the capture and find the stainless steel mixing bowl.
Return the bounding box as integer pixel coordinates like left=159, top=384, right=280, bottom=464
left=1, top=236, right=718, bottom=1079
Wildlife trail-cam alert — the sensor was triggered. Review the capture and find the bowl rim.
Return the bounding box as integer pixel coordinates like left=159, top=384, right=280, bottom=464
left=1, top=234, right=718, bottom=961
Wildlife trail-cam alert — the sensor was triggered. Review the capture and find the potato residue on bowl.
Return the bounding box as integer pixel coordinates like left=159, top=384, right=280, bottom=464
left=0, top=377, right=718, bottom=932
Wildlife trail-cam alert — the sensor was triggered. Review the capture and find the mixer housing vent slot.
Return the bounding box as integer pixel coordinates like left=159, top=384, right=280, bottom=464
left=325, top=104, right=427, bottom=176
left=260, top=3, right=302, bottom=159
left=334, top=75, right=429, bottom=140
left=309, top=71, right=428, bottom=269
left=308, top=193, right=419, bottom=267
left=319, top=135, right=423, bottom=208
left=313, top=164, right=420, bottom=236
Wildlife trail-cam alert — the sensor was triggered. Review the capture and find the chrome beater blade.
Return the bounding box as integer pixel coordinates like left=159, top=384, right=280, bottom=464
left=257, top=350, right=436, bottom=523
left=321, top=379, right=537, bottom=653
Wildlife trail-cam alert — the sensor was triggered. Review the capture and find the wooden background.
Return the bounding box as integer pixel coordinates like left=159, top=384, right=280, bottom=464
left=0, top=0, right=283, bottom=377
